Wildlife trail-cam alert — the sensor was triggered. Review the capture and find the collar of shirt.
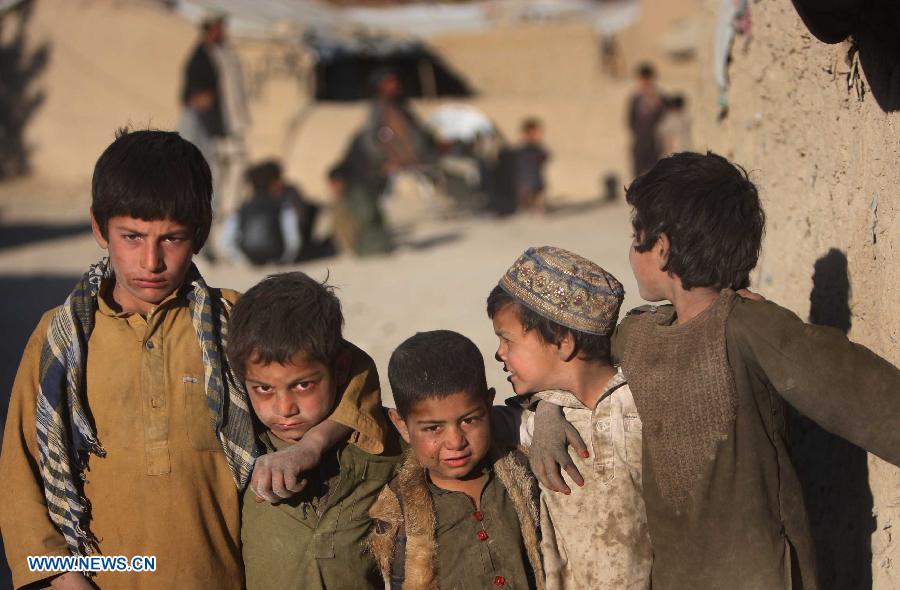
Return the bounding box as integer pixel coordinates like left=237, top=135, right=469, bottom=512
left=533, top=367, right=629, bottom=410
left=425, top=461, right=493, bottom=498
left=96, top=277, right=188, bottom=318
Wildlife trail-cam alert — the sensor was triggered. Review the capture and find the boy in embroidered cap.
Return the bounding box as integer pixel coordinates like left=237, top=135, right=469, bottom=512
left=486, top=246, right=651, bottom=589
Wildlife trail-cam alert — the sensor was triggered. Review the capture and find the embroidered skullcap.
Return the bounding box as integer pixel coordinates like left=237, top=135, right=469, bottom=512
left=499, top=246, right=624, bottom=335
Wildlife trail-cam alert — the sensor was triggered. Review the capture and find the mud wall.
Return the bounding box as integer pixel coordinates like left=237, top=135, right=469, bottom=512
left=694, top=1, right=899, bottom=587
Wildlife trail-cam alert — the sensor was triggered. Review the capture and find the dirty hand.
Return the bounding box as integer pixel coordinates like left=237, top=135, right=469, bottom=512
left=250, top=441, right=318, bottom=504
left=530, top=400, right=588, bottom=495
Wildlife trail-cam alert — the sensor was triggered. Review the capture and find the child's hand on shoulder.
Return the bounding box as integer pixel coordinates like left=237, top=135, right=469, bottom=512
left=250, top=443, right=316, bottom=504
left=251, top=419, right=353, bottom=503
left=530, top=401, right=588, bottom=495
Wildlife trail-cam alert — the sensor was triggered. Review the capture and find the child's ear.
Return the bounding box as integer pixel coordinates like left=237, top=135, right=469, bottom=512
left=90, top=210, right=109, bottom=249
left=557, top=330, right=577, bottom=362
left=487, top=387, right=496, bottom=406
left=387, top=408, right=411, bottom=444
left=655, top=233, right=671, bottom=270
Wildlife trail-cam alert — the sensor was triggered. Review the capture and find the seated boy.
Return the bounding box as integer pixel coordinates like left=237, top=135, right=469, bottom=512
left=533, top=152, right=900, bottom=588
left=0, top=129, right=385, bottom=589
left=487, top=246, right=650, bottom=589
left=228, top=272, right=403, bottom=589
left=369, top=330, right=545, bottom=589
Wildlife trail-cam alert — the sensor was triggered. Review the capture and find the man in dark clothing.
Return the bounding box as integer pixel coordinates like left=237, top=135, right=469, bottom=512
left=627, top=63, right=666, bottom=179
left=182, top=17, right=227, bottom=139
left=180, top=14, right=250, bottom=260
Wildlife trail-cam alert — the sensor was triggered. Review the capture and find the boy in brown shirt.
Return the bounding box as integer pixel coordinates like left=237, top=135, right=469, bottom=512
left=532, top=152, right=900, bottom=589
left=0, top=129, right=384, bottom=589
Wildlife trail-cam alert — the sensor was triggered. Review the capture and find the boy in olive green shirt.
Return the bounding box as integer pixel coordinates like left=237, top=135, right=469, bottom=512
left=228, top=272, right=403, bottom=589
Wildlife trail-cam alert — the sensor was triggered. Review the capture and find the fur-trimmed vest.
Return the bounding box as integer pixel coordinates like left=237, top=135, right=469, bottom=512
left=368, top=447, right=545, bottom=590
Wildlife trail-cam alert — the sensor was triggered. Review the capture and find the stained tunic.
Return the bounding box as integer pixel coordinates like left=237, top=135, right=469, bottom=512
left=516, top=369, right=651, bottom=589
left=614, top=293, right=900, bottom=589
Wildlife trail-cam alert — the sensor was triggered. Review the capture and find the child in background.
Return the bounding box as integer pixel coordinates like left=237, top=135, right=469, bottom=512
left=514, top=118, right=551, bottom=214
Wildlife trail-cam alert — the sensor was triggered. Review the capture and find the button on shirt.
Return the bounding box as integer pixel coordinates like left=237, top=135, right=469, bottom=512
left=427, top=468, right=534, bottom=590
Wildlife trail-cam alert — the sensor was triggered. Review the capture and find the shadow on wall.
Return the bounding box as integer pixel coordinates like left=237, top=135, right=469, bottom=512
left=0, top=274, right=81, bottom=590
left=788, top=248, right=874, bottom=589
left=791, top=0, right=900, bottom=111
left=0, top=0, right=50, bottom=179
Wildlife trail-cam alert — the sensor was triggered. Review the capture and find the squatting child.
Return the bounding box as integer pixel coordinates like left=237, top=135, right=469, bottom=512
left=229, top=272, right=403, bottom=589
left=487, top=246, right=651, bottom=589
left=0, top=129, right=385, bottom=589
left=533, top=151, right=900, bottom=588
left=369, top=330, right=545, bottom=589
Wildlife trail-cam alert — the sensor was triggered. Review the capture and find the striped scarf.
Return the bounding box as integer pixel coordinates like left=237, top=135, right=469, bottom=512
left=36, top=258, right=258, bottom=555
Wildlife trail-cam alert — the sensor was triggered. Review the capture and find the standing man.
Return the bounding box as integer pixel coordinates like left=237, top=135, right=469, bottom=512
left=181, top=13, right=250, bottom=260
left=627, top=63, right=665, bottom=179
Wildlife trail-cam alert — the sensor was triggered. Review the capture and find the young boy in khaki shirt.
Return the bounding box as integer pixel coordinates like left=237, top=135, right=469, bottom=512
left=0, top=130, right=384, bottom=589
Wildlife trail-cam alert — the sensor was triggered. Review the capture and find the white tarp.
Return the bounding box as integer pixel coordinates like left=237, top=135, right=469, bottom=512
left=173, top=0, right=641, bottom=40
left=427, top=104, right=495, bottom=141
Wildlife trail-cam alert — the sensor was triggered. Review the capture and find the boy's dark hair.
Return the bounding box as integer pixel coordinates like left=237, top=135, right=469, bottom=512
left=227, top=272, right=344, bottom=380
left=92, top=128, right=213, bottom=251
left=486, top=286, right=611, bottom=362
left=637, top=62, right=656, bottom=79
left=389, top=330, right=488, bottom=418
left=626, top=151, right=765, bottom=290
left=521, top=117, right=542, bottom=134
left=246, top=160, right=282, bottom=195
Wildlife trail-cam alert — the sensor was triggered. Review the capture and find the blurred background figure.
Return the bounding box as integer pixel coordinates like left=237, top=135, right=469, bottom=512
left=513, top=117, right=550, bottom=214
left=221, top=160, right=328, bottom=266
left=180, top=12, right=250, bottom=260
left=657, top=93, right=692, bottom=155
left=627, top=62, right=665, bottom=178
left=328, top=131, right=393, bottom=257
left=361, top=68, right=435, bottom=188
left=598, top=32, right=623, bottom=78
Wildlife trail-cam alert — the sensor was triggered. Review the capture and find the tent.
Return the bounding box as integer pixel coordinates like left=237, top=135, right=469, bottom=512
left=305, top=30, right=472, bottom=101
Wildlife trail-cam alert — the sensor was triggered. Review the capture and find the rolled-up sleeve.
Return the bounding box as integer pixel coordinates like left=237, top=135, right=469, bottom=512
left=329, top=342, right=390, bottom=455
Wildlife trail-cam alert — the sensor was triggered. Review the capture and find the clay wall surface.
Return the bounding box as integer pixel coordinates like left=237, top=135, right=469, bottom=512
left=694, top=2, right=899, bottom=587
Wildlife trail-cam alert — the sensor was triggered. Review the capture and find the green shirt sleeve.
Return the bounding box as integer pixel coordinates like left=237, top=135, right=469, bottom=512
left=730, top=298, right=900, bottom=466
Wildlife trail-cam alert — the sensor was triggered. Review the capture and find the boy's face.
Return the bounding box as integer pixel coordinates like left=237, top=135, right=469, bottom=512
left=525, top=126, right=543, bottom=144
left=92, top=215, right=195, bottom=315
left=390, top=389, right=494, bottom=486
left=628, top=231, right=668, bottom=302
left=244, top=351, right=338, bottom=444
left=492, top=303, right=562, bottom=395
